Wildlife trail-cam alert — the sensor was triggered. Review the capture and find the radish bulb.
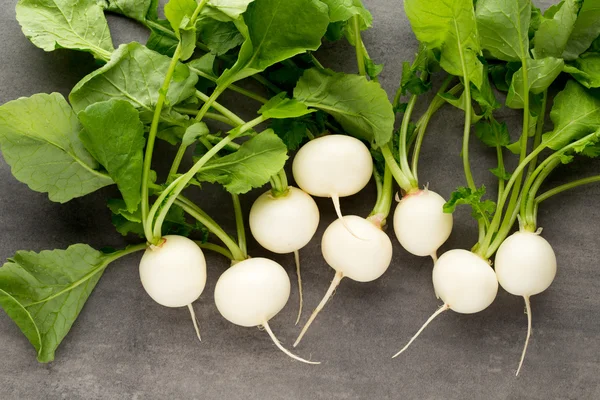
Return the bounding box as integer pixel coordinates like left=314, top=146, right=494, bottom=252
left=393, top=189, right=453, bottom=261
left=393, top=249, right=498, bottom=357
left=292, top=135, right=373, bottom=238
left=214, top=257, right=319, bottom=364
left=249, top=187, right=320, bottom=324
left=139, top=235, right=207, bottom=341
left=495, top=230, right=557, bottom=376
left=294, top=216, right=393, bottom=347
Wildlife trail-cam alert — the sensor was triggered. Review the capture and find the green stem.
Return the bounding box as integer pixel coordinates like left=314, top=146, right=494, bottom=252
left=104, top=243, right=148, bottom=264
left=369, top=163, right=393, bottom=221
left=231, top=194, right=247, bottom=257
left=381, top=144, right=414, bottom=192
left=188, top=66, right=268, bottom=103
left=195, top=242, right=233, bottom=260
left=496, top=144, right=506, bottom=204
left=195, top=90, right=245, bottom=125
left=522, top=158, right=561, bottom=230
left=309, top=52, right=325, bottom=70
left=167, top=142, right=189, bottom=183
left=149, top=116, right=267, bottom=242
left=410, top=76, right=454, bottom=181
left=536, top=175, right=600, bottom=204
left=527, top=90, right=548, bottom=176
left=175, top=198, right=245, bottom=261
left=195, top=86, right=227, bottom=122
left=353, top=16, right=366, bottom=76
left=270, top=169, right=289, bottom=196
left=461, top=78, right=476, bottom=191
left=174, top=108, right=236, bottom=126
left=399, top=94, right=419, bottom=186
left=142, top=43, right=183, bottom=242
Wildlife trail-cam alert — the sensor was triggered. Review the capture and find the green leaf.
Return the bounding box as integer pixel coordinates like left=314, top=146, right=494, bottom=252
left=438, top=90, right=483, bottom=123
left=165, top=0, right=198, bottom=60
left=542, top=80, right=600, bottom=150
left=103, top=0, right=158, bottom=23
left=506, top=57, right=564, bottom=109
left=472, top=68, right=501, bottom=117
left=203, top=0, right=256, bottom=21
left=563, top=0, right=600, bottom=60
left=320, top=0, right=372, bottom=28
left=533, top=0, right=583, bottom=59
left=216, top=0, right=329, bottom=86
left=400, top=61, right=431, bottom=96
left=476, top=0, right=531, bottom=62
left=78, top=100, right=145, bottom=212
left=0, top=244, right=112, bottom=362
left=197, top=17, right=244, bottom=55
left=182, top=122, right=210, bottom=146
left=506, top=140, right=521, bottom=154
left=443, top=185, right=496, bottom=220
left=188, top=53, right=218, bottom=78
left=475, top=118, right=510, bottom=147
left=490, top=167, right=512, bottom=180
left=269, top=111, right=327, bottom=150
left=404, top=0, right=483, bottom=87
left=16, top=0, right=114, bottom=61
left=196, top=129, right=288, bottom=194
left=325, top=21, right=347, bottom=42
left=364, top=57, right=384, bottom=80
left=293, top=68, right=394, bottom=145
left=259, top=93, right=315, bottom=119
left=0, top=93, right=113, bottom=203
left=564, top=52, right=600, bottom=88
left=147, top=20, right=180, bottom=57
left=529, top=5, right=542, bottom=40
left=70, top=43, right=198, bottom=114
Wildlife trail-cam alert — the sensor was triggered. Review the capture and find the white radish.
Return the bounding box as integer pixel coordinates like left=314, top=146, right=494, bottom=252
left=495, top=230, right=557, bottom=376
left=393, top=249, right=498, bottom=357
left=249, top=186, right=320, bottom=324
left=139, top=235, right=207, bottom=341
left=393, top=189, right=453, bottom=261
left=292, top=135, right=373, bottom=236
left=294, top=216, right=393, bottom=347
left=214, top=257, right=319, bottom=364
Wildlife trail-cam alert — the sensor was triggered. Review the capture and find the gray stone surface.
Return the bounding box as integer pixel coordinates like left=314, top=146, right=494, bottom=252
left=1, top=1, right=599, bottom=399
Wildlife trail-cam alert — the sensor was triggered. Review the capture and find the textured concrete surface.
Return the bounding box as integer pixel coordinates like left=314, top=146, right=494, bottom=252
left=1, top=1, right=599, bottom=399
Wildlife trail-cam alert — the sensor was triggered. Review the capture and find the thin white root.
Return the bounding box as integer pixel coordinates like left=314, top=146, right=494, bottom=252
left=516, top=296, right=532, bottom=376
left=262, top=321, right=320, bottom=365
left=294, top=271, right=344, bottom=347
left=294, top=250, right=303, bottom=326
left=187, top=303, right=201, bottom=342
left=392, top=303, right=449, bottom=358
left=331, top=193, right=367, bottom=240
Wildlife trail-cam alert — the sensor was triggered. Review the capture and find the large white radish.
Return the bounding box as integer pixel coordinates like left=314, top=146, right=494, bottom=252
left=495, top=230, right=557, bottom=376
left=139, top=235, right=207, bottom=341
left=249, top=186, right=320, bottom=324
left=393, top=249, right=498, bottom=357
left=292, top=135, right=373, bottom=236
left=294, top=216, right=393, bottom=347
left=393, top=189, right=453, bottom=261
left=214, top=257, right=319, bottom=364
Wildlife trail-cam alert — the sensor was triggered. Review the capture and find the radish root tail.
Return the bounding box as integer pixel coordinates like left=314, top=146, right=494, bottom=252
left=516, top=296, right=532, bottom=376
left=294, top=250, right=303, bottom=326
left=187, top=303, right=201, bottom=342
left=294, top=271, right=344, bottom=347
left=262, top=320, right=320, bottom=365
left=392, top=303, right=449, bottom=358
left=331, top=193, right=367, bottom=240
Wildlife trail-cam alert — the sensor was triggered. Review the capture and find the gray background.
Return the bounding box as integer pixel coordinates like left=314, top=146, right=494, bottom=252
left=1, top=0, right=599, bottom=399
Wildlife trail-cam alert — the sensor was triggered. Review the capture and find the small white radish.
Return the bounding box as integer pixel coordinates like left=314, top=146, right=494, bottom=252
left=292, top=135, right=373, bottom=234
left=139, top=235, right=207, bottom=341
left=393, top=189, right=453, bottom=260
left=294, top=216, right=393, bottom=347
left=249, top=186, right=320, bottom=324
left=495, top=230, right=557, bottom=376
left=393, top=249, right=498, bottom=357
left=214, top=257, right=319, bottom=364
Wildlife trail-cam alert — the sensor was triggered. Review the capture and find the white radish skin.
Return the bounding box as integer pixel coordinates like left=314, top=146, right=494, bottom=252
left=393, top=189, right=453, bottom=260
left=292, top=135, right=373, bottom=198
left=249, top=186, right=320, bottom=324
left=139, top=235, right=207, bottom=341
left=294, top=216, right=392, bottom=347
left=249, top=186, right=320, bottom=254
left=214, top=257, right=319, bottom=364
left=495, top=231, right=557, bottom=376
left=393, top=249, right=498, bottom=357
left=292, top=135, right=373, bottom=238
